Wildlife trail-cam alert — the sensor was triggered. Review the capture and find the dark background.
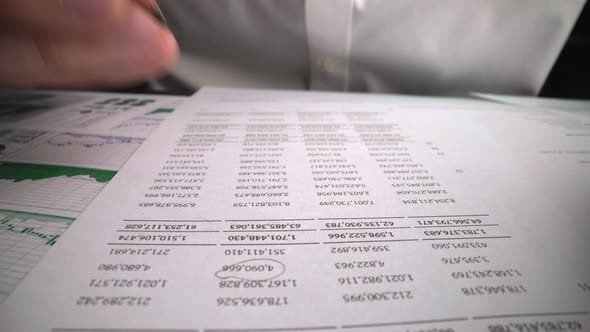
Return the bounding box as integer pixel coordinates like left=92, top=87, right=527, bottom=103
left=541, top=2, right=590, bottom=99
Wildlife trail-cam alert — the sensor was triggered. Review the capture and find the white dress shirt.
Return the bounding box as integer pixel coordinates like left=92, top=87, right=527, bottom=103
left=159, top=0, right=585, bottom=95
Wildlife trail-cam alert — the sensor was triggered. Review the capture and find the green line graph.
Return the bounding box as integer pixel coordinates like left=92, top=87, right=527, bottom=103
left=0, top=163, right=116, bottom=217
left=0, top=209, right=75, bottom=303
left=147, top=108, right=174, bottom=115
left=0, top=209, right=74, bottom=246
left=0, top=162, right=116, bottom=183
left=1, top=217, right=60, bottom=246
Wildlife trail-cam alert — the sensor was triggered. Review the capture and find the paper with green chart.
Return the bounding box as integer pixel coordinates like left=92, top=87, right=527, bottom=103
left=1, top=87, right=588, bottom=331
left=0, top=90, right=184, bottom=303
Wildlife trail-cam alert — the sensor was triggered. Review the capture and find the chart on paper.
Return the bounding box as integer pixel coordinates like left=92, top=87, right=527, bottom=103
left=0, top=163, right=115, bottom=218
left=7, top=133, right=145, bottom=170
left=0, top=210, right=73, bottom=303
left=0, top=90, right=186, bottom=306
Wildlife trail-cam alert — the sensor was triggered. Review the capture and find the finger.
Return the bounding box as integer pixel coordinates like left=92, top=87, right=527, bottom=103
left=0, top=5, right=178, bottom=88
left=0, top=0, right=132, bottom=36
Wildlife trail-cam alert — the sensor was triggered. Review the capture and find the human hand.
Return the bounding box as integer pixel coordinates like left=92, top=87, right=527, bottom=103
left=0, top=0, right=178, bottom=88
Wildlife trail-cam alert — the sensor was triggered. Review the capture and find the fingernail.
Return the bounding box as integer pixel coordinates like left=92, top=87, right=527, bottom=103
left=61, top=0, right=112, bottom=20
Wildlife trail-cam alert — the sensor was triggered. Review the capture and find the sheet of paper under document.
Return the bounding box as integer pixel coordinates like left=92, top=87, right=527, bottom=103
left=1, top=87, right=589, bottom=331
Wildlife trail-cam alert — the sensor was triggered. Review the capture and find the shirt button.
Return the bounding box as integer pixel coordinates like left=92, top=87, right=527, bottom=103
left=322, top=57, right=347, bottom=75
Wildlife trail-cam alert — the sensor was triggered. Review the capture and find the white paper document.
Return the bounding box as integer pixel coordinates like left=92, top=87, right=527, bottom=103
left=1, top=88, right=589, bottom=331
